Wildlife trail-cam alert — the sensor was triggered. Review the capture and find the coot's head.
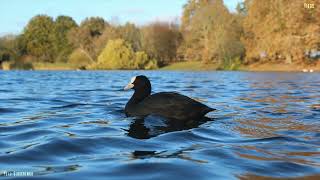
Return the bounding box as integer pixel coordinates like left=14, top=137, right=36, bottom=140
left=124, top=75, right=151, bottom=95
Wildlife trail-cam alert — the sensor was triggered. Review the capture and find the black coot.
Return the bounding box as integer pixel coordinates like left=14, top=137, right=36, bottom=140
left=124, top=75, right=215, bottom=120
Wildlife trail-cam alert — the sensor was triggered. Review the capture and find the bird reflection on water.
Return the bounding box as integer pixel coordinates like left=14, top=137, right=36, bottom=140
left=125, top=116, right=214, bottom=139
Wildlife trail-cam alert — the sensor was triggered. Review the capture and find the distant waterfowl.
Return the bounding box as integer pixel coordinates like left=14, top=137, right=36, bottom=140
left=311, top=104, right=320, bottom=110
left=124, top=75, right=215, bottom=120
left=302, top=69, right=314, bottom=73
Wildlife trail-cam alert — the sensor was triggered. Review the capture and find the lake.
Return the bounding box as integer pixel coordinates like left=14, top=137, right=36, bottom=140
left=0, top=71, right=319, bottom=179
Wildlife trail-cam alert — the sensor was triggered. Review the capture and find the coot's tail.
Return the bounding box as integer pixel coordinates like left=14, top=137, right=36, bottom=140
left=202, top=107, right=216, bottom=115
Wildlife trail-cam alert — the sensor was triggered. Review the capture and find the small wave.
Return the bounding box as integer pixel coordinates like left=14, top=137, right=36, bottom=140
left=51, top=103, right=88, bottom=109
left=3, top=129, right=56, bottom=141
left=0, top=108, right=25, bottom=113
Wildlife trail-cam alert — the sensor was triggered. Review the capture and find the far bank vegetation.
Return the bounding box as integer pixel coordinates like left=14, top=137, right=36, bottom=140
left=0, top=0, right=319, bottom=70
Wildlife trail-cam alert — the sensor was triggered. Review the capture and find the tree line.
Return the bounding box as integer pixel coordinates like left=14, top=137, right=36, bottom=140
left=0, top=0, right=319, bottom=70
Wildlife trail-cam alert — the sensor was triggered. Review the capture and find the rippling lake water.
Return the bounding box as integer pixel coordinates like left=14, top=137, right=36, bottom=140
left=0, top=71, right=319, bottom=179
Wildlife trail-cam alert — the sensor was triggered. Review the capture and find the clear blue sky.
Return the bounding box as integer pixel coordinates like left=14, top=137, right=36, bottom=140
left=0, top=0, right=243, bottom=35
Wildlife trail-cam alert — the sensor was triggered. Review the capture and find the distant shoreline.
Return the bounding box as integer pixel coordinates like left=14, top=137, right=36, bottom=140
left=239, top=62, right=320, bottom=72
left=1, top=61, right=319, bottom=72
left=158, top=61, right=319, bottom=72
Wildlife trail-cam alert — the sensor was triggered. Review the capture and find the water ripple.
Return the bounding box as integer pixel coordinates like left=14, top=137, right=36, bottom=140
left=0, top=71, right=319, bottom=179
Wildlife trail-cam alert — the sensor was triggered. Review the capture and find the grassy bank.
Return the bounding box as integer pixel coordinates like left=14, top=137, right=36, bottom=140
left=160, top=61, right=320, bottom=72
left=1, top=61, right=78, bottom=70
left=32, top=62, right=77, bottom=70
left=240, top=62, right=320, bottom=72
left=160, top=61, right=218, bottom=71
left=33, top=61, right=218, bottom=71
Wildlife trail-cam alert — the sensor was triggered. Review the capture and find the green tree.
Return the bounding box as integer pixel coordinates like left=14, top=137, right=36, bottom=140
left=0, top=35, right=18, bottom=62
left=68, top=48, right=93, bottom=68
left=94, top=22, right=142, bottom=59
left=95, top=39, right=135, bottom=69
left=53, top=15, right=78, bottom=62
left=94, top=39, right=157, bottom=69
left=134, top=51, right=158, bottom=69
left=22, top=15, right=55, bottom=62
left=94, top=25, right=121, bottom=58
left=68, top=17, right=107, bottom=61
left=80, top=17, right=106, bottom=37
left=118, top=22, right=142, bottom=51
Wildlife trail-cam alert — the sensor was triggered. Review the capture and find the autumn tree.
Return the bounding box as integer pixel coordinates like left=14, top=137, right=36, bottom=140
left=141, top=22, right=182, bottom=66
left=236, top=1, right=249, bottom=17
left=180, top=0, right=244, bottom=65
left=242, top=0, right=320, bottom=64
left=179, top=0, right=209, bottom=61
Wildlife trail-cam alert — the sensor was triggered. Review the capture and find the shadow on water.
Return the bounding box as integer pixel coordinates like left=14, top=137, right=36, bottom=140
left=125, top=116, right=214, bottom=139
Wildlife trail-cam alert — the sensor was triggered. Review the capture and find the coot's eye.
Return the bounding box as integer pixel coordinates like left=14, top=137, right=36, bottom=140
left=130, top=76, right=136, bottom=84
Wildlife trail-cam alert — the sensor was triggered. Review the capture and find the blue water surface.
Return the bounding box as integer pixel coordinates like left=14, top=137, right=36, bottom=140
left=0, top=71, right=319, bottom=179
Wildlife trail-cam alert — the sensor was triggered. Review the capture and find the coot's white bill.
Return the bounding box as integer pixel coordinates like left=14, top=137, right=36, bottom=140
left=124, top=83, right=134, bottom=90
left=124, top=76, right=136, bottom=90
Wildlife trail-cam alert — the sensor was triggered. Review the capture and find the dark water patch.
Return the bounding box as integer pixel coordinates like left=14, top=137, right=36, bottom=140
left=60, top=126, right=120, bottom=137
left=47, top=99, right=75, bottom=105
left=66, top=88, right=106, bottom=92
left=0, top=146, right=61, bottom=164
left=124, top=116, right=215, bottom=139
left=96, top=160, right=220, bottom=180
left=51, top=103, right=89, bottom=109
left=0, top=89, right=11, bottom=92
left=0, top=108, right=26, bottom=113
left=7, top=97, right=44, bottom=102
left=0, top=137, right=100, bottom=164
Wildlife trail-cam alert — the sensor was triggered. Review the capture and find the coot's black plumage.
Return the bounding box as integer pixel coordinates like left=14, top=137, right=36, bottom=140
left=124, top=75, right=215, bottom=120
